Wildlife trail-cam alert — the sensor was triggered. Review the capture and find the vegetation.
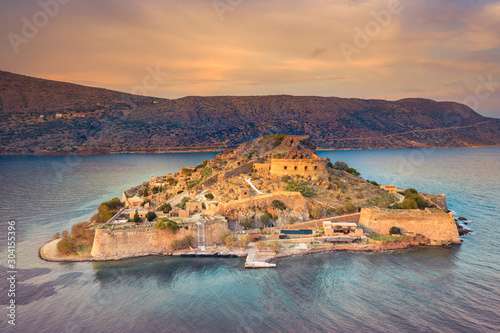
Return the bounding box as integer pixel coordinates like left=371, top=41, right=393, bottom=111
left=260, top=213, right=272, bottom=227
left=205, top=193, right=214, bottom=200
left=158, top=203, right=172, bottom=213
left=310, top=205, right=323, bottom=219
left=335, top=202, right=357, bottom=215
left=200, top=167, right=213, bottom=178
left=240, top=218, right=253, bottom=230
left=271, top=200, right=287, bottom=211
left=269, top=241, right=282, bottom=252
left=334, top=161, right=348, bottom=170
left=285, top=180, right=316, bottom=197
left=145, top=212, right=157, bottom=222
left=141, top=199, right=151, bottom=207
left=391, top=188, right=432, bottom=210
left=91, top=197, right=123, bottom=224
left=220, top=230, right=238, bottom=248
left=281, top=175, right=291, bottom=183
left=346, top=167, right=360, bottom=176
left=389, top=226, right=401, bottom=235
left=239, top=235, right=251, bottom=248
left=166, top=177, right=176, bottom=185
left=270, top=134, right=288, bottom=147
left=171, top=235, right=194, bottom=250
left=181, top=167, right=193, bottom=177
left=176, top=197, right=190, bottom=209
left=155, top=218, right=180, bottom=234
left=56, top=222, right=95, bottom=256
left=130, top=211, right=142, bottom=223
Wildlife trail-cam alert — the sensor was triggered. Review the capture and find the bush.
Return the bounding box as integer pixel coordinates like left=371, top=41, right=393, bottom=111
left=285, top=181, right=316, bottom=197
left=200, top=167, right=212, bottom=178
left=166, top=177, right=176, bottom=185
left=369, top=180, right=379, bottom=186
left=159, top=203, right=172, bottom=213
left=260, top=213, right=271, bottom=227
left=57, top=238, right=77, bottom=255
left=221, top=230, right=238, bottom=248
left=52, top=232, right=60, bottom=240
left=389, top=227, right=401, bottom=235
left=205, top=193, right=214, bottom=200
left=404, top=188, right=418, bottom=198
left=240, top=218, right=253, bottom=230
left=310, top=205, right=323, bottom=219
left=239, top=235, right=251, bottom=248
left=145, top=212, right=157, bottom=222
left=269, top=241, right=282, bottom=253
left=344, top=202, right=357, bottom=213
left=335, top=206, right=344, bottom=215
left=346, top=167, right=360, bottom=176
left=92, top=197, right=123, bottom=224
left=272, top=134, right=288, bottom=147
left=131, top=211, right=142, bottom=223
left=334, top=161, right=348, bottom=170
left=71, top=222, right=94, bottom=246
left=271, top=200, right=287, bottom=211
left=281, top=175, right=291, bottom=183
left=141, top=199, right=151, bottom=207
left=166, top=219, right=180, bottom=234
left=255, top=241, right=268, bottom=251
left=172, top=235, right=194, bottom=249
left=176, top=197, right=190, bottom=209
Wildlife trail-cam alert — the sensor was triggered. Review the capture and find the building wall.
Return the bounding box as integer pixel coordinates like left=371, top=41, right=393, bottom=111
left=358, top=208, right=460, bottom=245
left=211, top=191, right=308, bottom=215
left=270, top=159, right=328, bottom=178
left=280, top=214, right=361, bottom=230
left=254, top=163, right=271, bottom=172
left=91, top=220, right=228, bottom=259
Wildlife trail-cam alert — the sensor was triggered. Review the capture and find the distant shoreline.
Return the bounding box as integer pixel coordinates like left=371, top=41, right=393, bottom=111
left=3, top=144, right=500, bottom=157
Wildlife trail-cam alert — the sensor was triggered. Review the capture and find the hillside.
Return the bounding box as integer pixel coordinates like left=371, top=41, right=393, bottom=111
left=1, top=70, right=499, bottom=154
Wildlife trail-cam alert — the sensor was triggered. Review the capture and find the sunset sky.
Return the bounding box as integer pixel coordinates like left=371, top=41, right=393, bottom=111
left=1, top=0, right=500, bottom=117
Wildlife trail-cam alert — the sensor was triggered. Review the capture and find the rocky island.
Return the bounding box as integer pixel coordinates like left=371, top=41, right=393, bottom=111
left=40, top=135, right=464, bottom=267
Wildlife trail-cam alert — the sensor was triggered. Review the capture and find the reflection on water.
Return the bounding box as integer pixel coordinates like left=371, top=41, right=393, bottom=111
left=0, top=148, right=499, bottom=332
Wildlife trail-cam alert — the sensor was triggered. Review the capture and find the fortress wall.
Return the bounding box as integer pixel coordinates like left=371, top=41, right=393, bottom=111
left=359, top=208, right=460, bottom=245
left=215, top=191, right=308, bottom=214
left=91, top=220, right=228, bottom=259
left=280, top=214, right=361, bottom=230
left=270, top=159, right=328, bottom=178
left=222, top=161, right=255, bottom=180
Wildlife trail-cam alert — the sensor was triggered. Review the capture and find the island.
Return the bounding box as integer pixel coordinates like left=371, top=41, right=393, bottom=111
left=40, top=135, right=465, bottom=268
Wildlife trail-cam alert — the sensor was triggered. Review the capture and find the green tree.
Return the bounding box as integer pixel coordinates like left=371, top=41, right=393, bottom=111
left=389, top=226, right=401, bottom=235
left=260, top=213, right=271, bottom=227
left=310, top=205, right=323, bottom=219
left=240, top=218, right=253, bottom=230
left=145, top=212, right=157, bottom=221
left=346, top=167, right=360, bottom=176
left=204, top=193, right=214, bottom=200
left=285, top=181, right=316, bottom=197
left=343, top=202, right=357, bottom=213
left=159, top=203, right=172, bottom=213
left=166, top=219, right=179, bottom=234
left=334, top=161, right=348, bottom=170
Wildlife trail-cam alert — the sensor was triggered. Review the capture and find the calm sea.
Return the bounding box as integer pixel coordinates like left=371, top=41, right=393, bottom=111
left=0, top=148, right=499, bottom=332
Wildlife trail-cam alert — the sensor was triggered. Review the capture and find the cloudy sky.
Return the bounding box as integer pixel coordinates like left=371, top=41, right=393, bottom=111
left=1, top=0, right=500, bottom=117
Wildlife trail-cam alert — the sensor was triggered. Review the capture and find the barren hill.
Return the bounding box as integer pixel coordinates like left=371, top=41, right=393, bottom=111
left=1, top=70, right=499, bottom=154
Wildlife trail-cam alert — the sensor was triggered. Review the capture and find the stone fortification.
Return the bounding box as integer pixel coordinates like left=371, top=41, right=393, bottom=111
left=269, top=158, right=328, bottom=178
left=280, top=214, right=361, bottom=230
left=359, top=208, right=460, bottom=245
left=211, top=191, right=308, bottom=215
left=91, top=220, right=228, bottom=259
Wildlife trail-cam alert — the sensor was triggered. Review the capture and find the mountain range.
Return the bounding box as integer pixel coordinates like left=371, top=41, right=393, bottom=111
left=1, top=70, right=499, bottom=155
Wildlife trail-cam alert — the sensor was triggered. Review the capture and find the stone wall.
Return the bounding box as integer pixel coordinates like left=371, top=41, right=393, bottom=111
left=280, top=214, right=361, bottom=230
left=270, top=159, right=328, bottom=178
left=212, top=191, right=308, bottom=215
left=358, top=208, right=460, bottom=245
left=91, top=220, right=228, bottom=259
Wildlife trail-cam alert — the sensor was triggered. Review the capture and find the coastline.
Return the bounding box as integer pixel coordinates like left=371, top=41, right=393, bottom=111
left=4, top=144, right=500, bottom=156
left=40, top=236, right=443, bottom=265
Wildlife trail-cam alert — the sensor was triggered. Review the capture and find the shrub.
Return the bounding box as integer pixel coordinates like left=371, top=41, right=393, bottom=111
left=369, top=180, right=379, bottom=186
left=71, top=222, right=94, bottom=246
left=166, top=177, right=176, bottom=185
left=240, top=218, right=253, bottom=230
left=92, top=197, right=123, bottom=224
left=335, top=206, right=344, bottom=215
left=271, top=200, right=287, bottom=211
left=181, top=168, right=193, bottom=177
left=221, top=230, right=238, bottom=248
left=200, top=167, right=213, bottom=178
left=334, top=161, right=348, bottom=170
left=239, top=235, right=251, bottom=248
left=285, top=181, right=316, bottom=197
left=62, top=230, right=68, bottom=238
left=131, top=211, right=142, bottom=223
left=172, top=235, right=194, bottom=249
left=269, top=241, right=282, bottom=253
left=176, top=197, right=190, bottom=209
left=260, top=213, right=271, bottom=227
left=255, top=241, right=268, bottom=251
left=281, top=175, right=291, bottom=183
left=141, top=199, right=151, bottom=207
left=57, top=238, right=77, bottom=256
left=344, top=202, right=357, bottom=213
left=272, top=134, right=288, bottom=147
left=404, top=188, right=418, bottom=198
left=389, top=227, right=401, bottom=235
left=52, top=232, right=60, bottom=240
left=159, top=203, right=172, bottom=213
left=145, top=212, right=157, bottom=222
left=310, top=205, right=323, bottom=219
left=205, top=193, right=214, bottom=200
left=346, top=167, right=360, bottom=176
left=166, top=219, right=179, bottom=234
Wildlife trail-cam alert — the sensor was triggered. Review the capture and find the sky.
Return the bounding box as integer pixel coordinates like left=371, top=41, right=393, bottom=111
left=1, top=0, right=500, bottom=118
